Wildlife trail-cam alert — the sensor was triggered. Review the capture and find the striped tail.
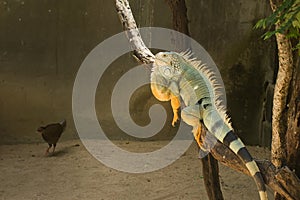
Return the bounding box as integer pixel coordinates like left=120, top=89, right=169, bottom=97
left=202, top=108, right=268, bottom=200
left=222, top=131, right=268, bottom=200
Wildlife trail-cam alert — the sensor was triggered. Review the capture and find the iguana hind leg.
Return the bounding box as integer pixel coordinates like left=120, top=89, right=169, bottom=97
left=192, top=124, right=204, bottom=147
left=181, top=105, right=204, bottom=147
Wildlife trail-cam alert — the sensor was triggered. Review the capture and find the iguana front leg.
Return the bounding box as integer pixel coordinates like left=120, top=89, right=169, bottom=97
left=150, top=81, right=180, bottom=127
left=170, top=95, right=180, bottom=126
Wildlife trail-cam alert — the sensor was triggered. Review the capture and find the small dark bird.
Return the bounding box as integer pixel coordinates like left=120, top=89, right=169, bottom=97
left=37, top=120, right=66, bottom=155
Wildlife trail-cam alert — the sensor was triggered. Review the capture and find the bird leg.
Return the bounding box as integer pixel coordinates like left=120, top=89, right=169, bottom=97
left=52, top=144, right=57, bottom=153
left=45, top=144, right=52, bottom=156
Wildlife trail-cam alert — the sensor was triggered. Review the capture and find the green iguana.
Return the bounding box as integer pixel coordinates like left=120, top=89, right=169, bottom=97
left=150, top=51, right=268, bottom=200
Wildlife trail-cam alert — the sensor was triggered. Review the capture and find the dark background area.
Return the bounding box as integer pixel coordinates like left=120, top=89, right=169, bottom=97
left=0, top=0, right=276, bottom=146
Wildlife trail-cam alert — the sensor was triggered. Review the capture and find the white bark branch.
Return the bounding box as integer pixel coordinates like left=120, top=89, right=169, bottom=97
left=115, top=0, right=155, bottom=64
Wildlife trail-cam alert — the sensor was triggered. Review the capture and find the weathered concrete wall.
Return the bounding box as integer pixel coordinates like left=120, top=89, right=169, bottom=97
left=187, top=0, right=275, bottom=145
left=0, top=0, right=275, bottom=145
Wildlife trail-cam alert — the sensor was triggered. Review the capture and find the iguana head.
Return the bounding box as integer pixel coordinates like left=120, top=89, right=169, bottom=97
left=154, top=52, right=183, bottom=80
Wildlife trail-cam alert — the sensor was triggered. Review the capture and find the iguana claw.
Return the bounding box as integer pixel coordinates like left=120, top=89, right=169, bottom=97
left=172, top=113, right=179, bottom=127
left=171, top=119, right=177, bottom=127
left=192, top=125, right=203, bottom=148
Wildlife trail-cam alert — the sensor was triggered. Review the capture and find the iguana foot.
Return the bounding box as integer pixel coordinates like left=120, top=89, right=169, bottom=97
left=172, top=113, right=179, bottom=127
left=192, top=125, right=204, bottom=148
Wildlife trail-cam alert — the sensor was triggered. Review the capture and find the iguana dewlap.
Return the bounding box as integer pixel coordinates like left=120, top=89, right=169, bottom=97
left=150, top=51, right=268, bottom=200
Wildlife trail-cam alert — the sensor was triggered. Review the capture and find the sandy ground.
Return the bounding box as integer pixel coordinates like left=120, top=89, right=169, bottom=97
left=0, top=140, right=274, bottom=200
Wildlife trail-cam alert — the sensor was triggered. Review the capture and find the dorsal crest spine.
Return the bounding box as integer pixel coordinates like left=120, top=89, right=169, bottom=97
left=178, top=51, right=232, bottom=128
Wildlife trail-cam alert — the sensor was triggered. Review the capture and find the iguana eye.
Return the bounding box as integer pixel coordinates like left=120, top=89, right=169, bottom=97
left=162, top=54, right=167, bottom=57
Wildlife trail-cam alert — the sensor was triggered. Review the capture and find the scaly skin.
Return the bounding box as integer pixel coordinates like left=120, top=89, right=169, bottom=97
left=150, top=51, right=268, bottom=200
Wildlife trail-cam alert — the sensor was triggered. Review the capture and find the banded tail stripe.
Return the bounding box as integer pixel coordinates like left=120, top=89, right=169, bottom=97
left=222, top=130, right=267, bottom=200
